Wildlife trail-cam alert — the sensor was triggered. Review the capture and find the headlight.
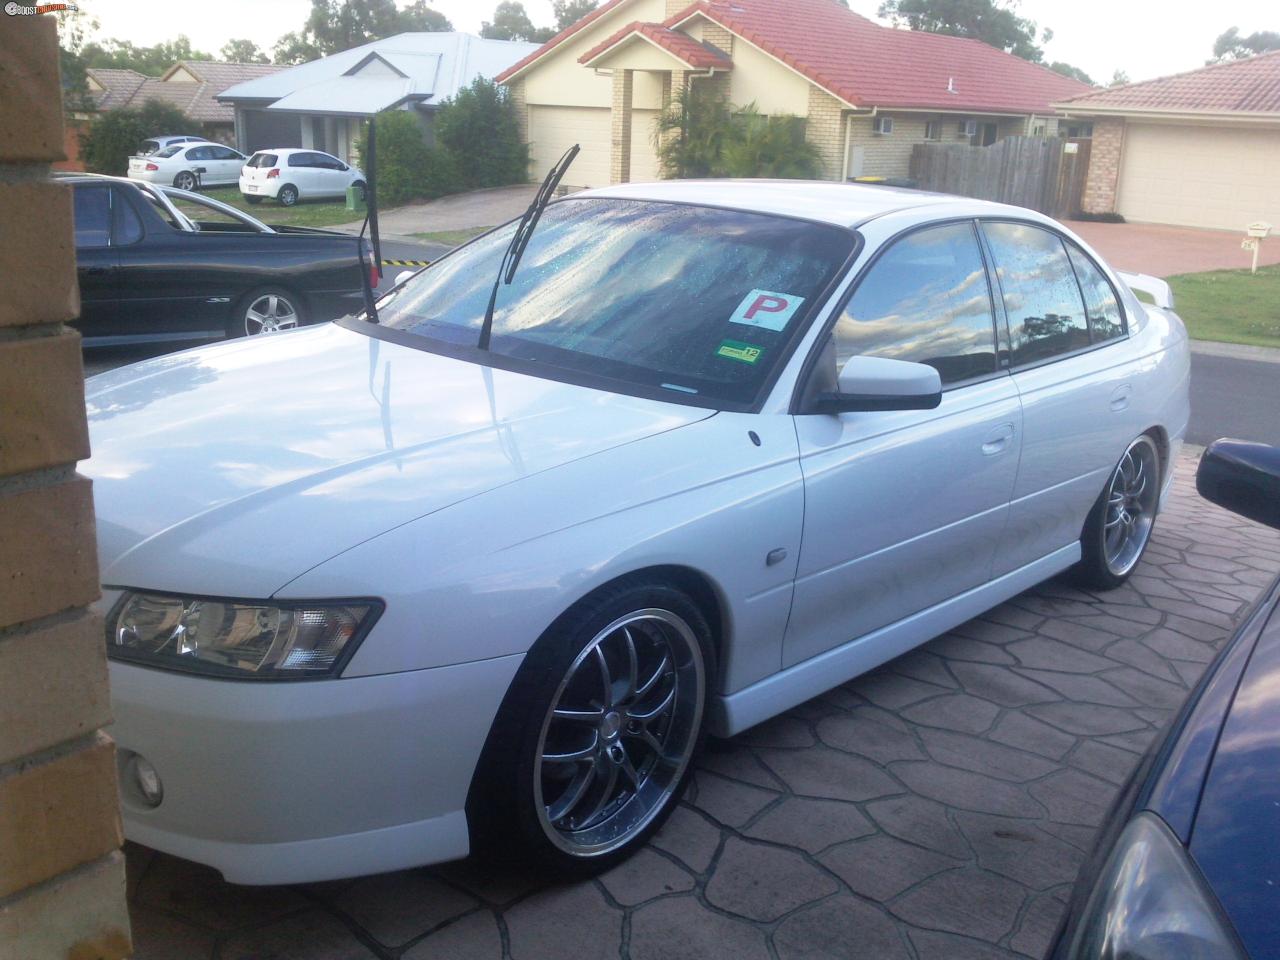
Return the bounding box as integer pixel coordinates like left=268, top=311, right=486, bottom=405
left=1064, top=813, right=1245, bottom=959
left=108, top=592, right=380, bottom=679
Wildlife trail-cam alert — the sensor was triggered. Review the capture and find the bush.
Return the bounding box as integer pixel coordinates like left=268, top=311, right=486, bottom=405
left=355, top=111, right=437, bottom=207
left=719, top=106, right=822, bottom=179
left=81, top=100, right=191, bottom=175
left=433, top=77, right=528, bottom=189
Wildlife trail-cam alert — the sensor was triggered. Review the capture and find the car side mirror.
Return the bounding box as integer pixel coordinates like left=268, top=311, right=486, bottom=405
left=809, top=356, right=942, bottom=414
left=1196, top=439, right=1280, bottom=530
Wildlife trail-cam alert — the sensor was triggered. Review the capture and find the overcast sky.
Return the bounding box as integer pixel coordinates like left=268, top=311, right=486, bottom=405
left=76, top=0, right=1276, bottom=85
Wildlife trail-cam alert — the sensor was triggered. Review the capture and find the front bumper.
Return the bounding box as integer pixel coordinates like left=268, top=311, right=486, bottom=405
left=108, top=652, right=523, bottom=884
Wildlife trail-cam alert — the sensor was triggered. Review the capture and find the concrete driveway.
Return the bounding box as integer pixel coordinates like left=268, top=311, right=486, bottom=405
left=125, top=454, right=1280, bottom=960
left=336, top=184, right=539, bottom=239
left=1065, top=220, right=1280, bottom=278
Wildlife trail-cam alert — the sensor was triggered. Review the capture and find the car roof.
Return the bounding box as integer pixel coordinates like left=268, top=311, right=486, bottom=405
left=577, top=179, right=1036, bottom=229
left=256, top=147, right=333, bottom=156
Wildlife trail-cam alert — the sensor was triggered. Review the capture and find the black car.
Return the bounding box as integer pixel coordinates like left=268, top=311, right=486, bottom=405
left=1049, top=440, right=1280, bottom=960
left=63, top=174, right=376, bottom=344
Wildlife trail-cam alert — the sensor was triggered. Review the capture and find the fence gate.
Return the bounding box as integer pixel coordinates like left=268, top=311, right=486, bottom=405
left=909, top=136, right=1091, bottom=217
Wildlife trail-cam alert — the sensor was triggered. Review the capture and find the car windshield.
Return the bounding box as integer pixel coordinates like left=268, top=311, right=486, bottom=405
left=154, top=145, right=183, bottom=159
left=371, top=198, right=855, bottom=408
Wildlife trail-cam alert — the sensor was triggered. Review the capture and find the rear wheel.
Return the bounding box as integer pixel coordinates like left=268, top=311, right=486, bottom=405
left=174, top=170, right=197, bottom=191
left=232, top=287, right=304, bottom=338
left=277, top=184, right=299, bottom=206
left=468, top=579, right=712, bottom=877
left=1074, top=435, right=1162, bottom=589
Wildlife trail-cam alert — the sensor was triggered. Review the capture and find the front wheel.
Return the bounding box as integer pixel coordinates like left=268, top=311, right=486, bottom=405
left=468, top=580, right=713, bottom=877
left=277, top=184, right=299, bottom=206
left=1074, top=434, right=1162, bottom=589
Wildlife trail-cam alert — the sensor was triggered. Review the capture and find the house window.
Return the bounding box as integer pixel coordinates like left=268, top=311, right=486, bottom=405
left=1066, top=123, right=1094, bottom=139
left=924, top=120, right=942, bottom=141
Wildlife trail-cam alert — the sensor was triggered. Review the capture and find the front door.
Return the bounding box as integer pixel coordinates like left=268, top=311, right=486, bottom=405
left=785, top=221, right=1021, bottom=667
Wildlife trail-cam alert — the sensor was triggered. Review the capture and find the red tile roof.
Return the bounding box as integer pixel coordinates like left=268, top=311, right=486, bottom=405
left=499, top=0, right=1090, bottom=115
left=1058, top=49, right=1280, bottom=114
left=579, top=21, right=733, bottom=70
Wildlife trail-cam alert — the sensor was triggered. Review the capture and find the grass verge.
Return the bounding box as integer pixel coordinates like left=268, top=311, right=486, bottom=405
left=1164, top=266, right=1280, bottom=349
left=410, top=227, right=492, bottom=247
left=199, top=186, right=361, bottom=229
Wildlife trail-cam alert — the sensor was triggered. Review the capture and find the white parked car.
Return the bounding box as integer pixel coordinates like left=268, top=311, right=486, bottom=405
left=239, top=148, right=365, bottom=206
left=85, top=181, right=1190, bottom=885
left=127, top=141, right=247, bottom=191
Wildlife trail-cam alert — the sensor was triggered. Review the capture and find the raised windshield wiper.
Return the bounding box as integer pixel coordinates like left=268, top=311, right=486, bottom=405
left=477, top=144, right=579, bottom=351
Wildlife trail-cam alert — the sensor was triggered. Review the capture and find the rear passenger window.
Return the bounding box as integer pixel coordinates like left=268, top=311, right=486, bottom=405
left=1066, top=243, right=1125, bottom=343
left=289, top=152, right=314, bottom=167
left=983, top=222, right=1089, bottom=366
left=73, top=186, right=111, bottom=248
left=833, top=222, right=998, bottom=386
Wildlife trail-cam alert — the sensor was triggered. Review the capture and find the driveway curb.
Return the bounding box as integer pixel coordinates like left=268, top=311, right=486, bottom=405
left=1190, top=340, right=1280, bottom=364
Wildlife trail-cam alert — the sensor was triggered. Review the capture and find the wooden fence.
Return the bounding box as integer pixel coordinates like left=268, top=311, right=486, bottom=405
left=908, top=136, right=1091, bottom=218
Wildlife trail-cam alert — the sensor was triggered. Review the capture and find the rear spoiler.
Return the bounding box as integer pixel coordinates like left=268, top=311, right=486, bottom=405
left=1117, top=271, right=1174, bottom=310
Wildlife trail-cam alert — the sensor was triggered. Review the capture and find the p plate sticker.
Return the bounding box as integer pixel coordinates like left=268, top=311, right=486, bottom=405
left=729, top=289, right=804, bottom=332
left=716, top=339, right=764, bottom=364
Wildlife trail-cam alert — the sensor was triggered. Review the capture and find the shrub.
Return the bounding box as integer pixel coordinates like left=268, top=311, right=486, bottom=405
left=81, top=99, right=191, bottom=175
left=356, top=110, right=437, bottom=207
left=719, top=106, right=822, bottom=179
left=433, top=77, right=529, bottom=189
left=655, top=84, right=733, bottom=179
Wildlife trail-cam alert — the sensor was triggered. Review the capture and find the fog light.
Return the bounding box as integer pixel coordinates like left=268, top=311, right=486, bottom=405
left=130, top=754, right=164, bottom=807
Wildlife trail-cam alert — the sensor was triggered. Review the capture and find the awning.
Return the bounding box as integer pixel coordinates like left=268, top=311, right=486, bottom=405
left=265, top=76, right=432, bottom=117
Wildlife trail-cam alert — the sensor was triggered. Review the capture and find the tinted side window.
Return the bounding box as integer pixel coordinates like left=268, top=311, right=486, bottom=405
left=1066, top=243, right=1125, bottom=343
left=211, top=146, right=241, bottom=160
left=73, top=186, right=111, bottom=247
left=112, top=190, right=143, bottom=244
left=983, top=222, right=1089, bottom=366
left=288, top=152, right=315, bottom=167
left=188, top=146, right=215, bottom=161
left=833, top=222, right=997, bottom=386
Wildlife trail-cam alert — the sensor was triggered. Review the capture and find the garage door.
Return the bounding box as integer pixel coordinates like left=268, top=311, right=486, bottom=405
left=528, top=105, right=611, bottom=189
left=1117, top=123, right=1280, bottom=231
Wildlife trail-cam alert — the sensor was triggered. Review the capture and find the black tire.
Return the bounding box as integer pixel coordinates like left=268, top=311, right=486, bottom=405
left=174, top=170, right=197, bottom=191
left=467, top=578, right=715, bottom=878
left=243, top=194, right=263, bottom=205
left=1073, top=434, right=1162, bottom=590
left=229, top=286, right=305, bottom=339
left=277, top=184, right=299, bottom=206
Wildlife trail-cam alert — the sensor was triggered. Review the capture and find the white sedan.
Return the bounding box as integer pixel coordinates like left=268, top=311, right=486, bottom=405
left=239, top=148, right=366, bottom=206
left=85, top=180, right=1189, bottom=885
left=126, top=141, right=247, bottom=191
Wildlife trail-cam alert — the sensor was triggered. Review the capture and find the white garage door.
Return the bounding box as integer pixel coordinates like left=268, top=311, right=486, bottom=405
left=1117, top=123, right=1280, bottom=231
left=528, top=105, right=611, bottom=189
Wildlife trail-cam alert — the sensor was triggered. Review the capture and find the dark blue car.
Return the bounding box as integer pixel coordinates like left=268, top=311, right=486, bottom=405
left=1050, top=439, right=1280, bottom=960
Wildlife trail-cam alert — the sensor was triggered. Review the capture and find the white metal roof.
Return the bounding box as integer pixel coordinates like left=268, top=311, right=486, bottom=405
left=218, top=32, right=539, bottom=117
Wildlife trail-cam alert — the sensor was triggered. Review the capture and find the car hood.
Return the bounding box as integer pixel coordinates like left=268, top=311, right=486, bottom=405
left=1186, top=575, right=1280, bottom=959
left=84, top=323, right=712, bottom=598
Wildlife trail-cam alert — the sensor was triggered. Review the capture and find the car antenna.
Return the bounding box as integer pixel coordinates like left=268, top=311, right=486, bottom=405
left=477, top=144, right=578, bottom=351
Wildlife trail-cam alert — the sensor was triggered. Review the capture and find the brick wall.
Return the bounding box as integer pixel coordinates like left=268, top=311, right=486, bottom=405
left=805, top=87, right=847, bottom=181
left=507, top=79, right=531, bottom=180
left=0, top=17, right=131, bottom=960
left=610, top=68, right=634, bottom=184
left=1082, top=116, right=1125, bottom=214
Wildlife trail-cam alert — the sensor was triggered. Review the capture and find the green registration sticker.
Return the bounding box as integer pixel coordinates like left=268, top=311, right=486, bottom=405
left=716, top=339, right=764, bottom=364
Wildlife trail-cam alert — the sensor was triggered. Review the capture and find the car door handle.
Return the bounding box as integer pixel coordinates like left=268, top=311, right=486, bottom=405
left=982, top=423, right=1015, bottom=456
left=1110, top=384, right=1133, bottom=412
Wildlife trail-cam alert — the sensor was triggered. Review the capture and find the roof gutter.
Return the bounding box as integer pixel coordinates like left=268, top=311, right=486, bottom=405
left=1054, top=104, right=1280, bottom=124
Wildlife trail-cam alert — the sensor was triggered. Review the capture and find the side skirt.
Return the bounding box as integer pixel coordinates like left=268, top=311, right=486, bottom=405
left=709, top=543, right=1080, bottom=737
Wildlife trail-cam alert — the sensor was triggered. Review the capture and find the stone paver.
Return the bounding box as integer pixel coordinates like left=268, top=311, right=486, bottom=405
left=126, top=456, right=1280, bottom=959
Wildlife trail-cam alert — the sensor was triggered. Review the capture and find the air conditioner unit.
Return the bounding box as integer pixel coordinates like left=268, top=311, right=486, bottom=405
left=873, top=116, right=894, bottom=136
left=961, top=119, right=978, bottom=137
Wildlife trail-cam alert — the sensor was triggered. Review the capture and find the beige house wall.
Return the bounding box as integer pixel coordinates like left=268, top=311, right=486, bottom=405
left=728, top=37, right=812, bottom=117
left=0, top=16, right=131, bottom=960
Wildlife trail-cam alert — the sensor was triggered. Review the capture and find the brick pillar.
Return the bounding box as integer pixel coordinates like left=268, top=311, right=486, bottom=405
left=610, top=69, right=634, bottom=185
left=1081, top=116, right=1125, bottom=215
left=0, top=17, right=131, bottom=960
left=505, top=78, right=532, bottom=181
left=806, top=86, right=847, bottom=181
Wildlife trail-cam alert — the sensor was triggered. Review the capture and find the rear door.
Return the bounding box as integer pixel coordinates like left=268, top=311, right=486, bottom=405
left=785, top=221, right=1021, bottom=667
left=982, top=220, right=1142, bottom=575
left=71, top=183, right=120, bottom=338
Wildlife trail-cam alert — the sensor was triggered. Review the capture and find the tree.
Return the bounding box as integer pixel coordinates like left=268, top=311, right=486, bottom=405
left=274, top=0, right=453, bottom=63
left=55, top=5, right=100, bottom=113
left=1109, top=69, right=1130, bottom=87
left=552, top=0, right=598, bottom=30
left=1210, top=26, right=1280, bottom=62
left=434, top=78, right=529, bottom=189
left=80, top=35, right=215, bottom=76
left=220, top=39, right=270, bottom=63
left=877, top=0, right=1047, bottom=61
left=81, top=100, right=192, bottom=175
left=1047, top=61, right=1094, bottom=85
left=481, top=2, right=553, bottom=42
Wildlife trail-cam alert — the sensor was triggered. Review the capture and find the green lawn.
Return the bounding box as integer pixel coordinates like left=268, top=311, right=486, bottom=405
left=1163, top=265, right=1280, bottom=349
left=411, top=227, right=492, bottom=247
left=199, top=186, right=361, bottom=228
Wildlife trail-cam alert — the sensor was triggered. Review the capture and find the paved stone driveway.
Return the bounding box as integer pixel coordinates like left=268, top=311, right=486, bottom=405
left=1065, top=219, right=1280, bottom=278
left=125, top=454, right=1280, bottom=960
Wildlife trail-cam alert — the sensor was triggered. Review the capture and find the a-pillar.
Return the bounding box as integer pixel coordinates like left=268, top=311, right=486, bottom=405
left=610, top=68, right=634, bottom=185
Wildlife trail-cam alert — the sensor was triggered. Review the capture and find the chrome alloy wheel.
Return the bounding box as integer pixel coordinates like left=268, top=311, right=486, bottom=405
left=534, top=609, right=705, bottom=856
left=1103, top=437, right=1160, bottom=578
left=244, top=294, right=298, bottom=335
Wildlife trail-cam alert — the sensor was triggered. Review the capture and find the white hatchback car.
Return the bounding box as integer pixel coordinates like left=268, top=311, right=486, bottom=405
left=86, top=181, right=1189, bottom=885
left=127, top=141, right=247, bottom=191
left=239, top=148, right=366, bottom=206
